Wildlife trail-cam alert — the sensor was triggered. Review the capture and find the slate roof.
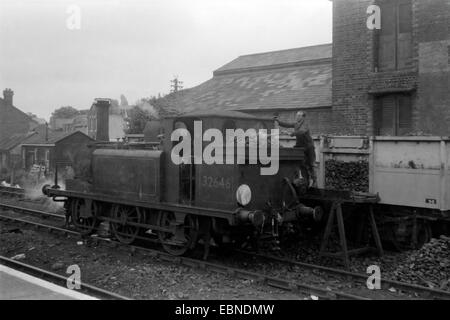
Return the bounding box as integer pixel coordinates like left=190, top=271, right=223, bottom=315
left=214, top=43, right=332, bottom=74
left=0, top=97, right=38, bottom=125
left=0, top=132, right=36, bottom=151
left=173, top=109, right=272, bottom=120
left=21, top=129, right=92, bottom=145
left=160, top=44, right=332, bottom=115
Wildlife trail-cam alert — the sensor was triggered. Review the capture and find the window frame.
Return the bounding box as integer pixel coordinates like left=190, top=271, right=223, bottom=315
left=374, top=94, right=413, bottom=136
left=376, top=0, right=413, bottom=72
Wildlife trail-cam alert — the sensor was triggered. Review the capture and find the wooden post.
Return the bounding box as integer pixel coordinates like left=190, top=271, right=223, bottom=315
left=335, top=203, right=349, bottom=269
left=320, top=202, right=337, bottom=254
left=369, top=205, right=384, bottom=256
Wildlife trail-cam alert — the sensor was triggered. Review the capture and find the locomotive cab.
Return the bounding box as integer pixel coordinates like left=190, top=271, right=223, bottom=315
left=158, top=111, right=321, bottom=242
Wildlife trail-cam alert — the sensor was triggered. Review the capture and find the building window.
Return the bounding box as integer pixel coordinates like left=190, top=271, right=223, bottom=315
left=376, top=0, right=413, bottom=71
left=374, top=94, right=412, bottom=136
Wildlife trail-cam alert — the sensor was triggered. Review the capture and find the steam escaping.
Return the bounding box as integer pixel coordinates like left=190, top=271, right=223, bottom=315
left=1, top=181, right=21, bottom=188
left=25, top=178, right=66, bottom=212
left=136, top=100, right=159, bottom=118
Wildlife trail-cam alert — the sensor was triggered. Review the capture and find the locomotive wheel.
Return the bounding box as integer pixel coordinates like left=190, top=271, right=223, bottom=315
left=110, top=205, right=143, bottom=245
left=70, top=198, right=98, bottom=235
left=157, top=211, right=198, bottom=256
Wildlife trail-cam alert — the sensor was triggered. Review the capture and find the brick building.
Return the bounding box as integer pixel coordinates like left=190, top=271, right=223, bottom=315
left=88, top=99, right=129, bottom=141
left=21, top=130, right=93, bottom=174
left=158, top=0, right=449, bottom=137
left=0, top=132, right=36, bottom=176
left=332, top=0, right=450, bottom=136
left=0, top=88, right=37, bottom=142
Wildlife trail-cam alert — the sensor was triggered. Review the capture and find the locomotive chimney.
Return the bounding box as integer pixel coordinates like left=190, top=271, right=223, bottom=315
left=95, top=98, right=110, bottom=142
left=3, top=88, right=13, bottom=106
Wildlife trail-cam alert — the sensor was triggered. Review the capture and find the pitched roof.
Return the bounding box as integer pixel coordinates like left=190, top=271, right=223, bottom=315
left=21, top=129, right=92, bottom=145
left=214, top=43, right=332, bottom=75
left=20, top=130, right=64, bottom=145
left=173, top=109, right=272, bottom=121
left=0, top=132, right=37, bottom=151
left=0, top=97, right=38, bottom=125
left=49, top=130, right=93, bottom=144
left=160, top=44, right=332, bottom=115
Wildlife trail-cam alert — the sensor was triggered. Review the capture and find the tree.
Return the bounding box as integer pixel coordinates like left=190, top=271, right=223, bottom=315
left=120, top=94, right=129, bottom=108
left=145, top=94, right=182, bottom=118
left=51, top=106, right=80, bottom=119
left=125, top=106, right=155, bottom=134
left=124, top=93, right=181, bottom=135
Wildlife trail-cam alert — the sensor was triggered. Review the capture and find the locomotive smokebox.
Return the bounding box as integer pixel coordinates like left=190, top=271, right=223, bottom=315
left=94, top=98, right=110, bottom=142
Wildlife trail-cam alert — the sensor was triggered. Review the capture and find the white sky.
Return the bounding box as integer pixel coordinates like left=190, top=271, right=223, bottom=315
left=0, top=0, right=332, bottom=119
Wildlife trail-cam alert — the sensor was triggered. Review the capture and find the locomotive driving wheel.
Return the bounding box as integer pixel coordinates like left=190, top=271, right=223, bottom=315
left=110, top=205, right=143, bottom=244
left=70, top=198, right=99, bottom=235
left=157, top=211, right=198, bottom=256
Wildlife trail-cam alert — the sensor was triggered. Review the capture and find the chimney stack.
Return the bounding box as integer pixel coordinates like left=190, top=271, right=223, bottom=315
left=3, top=88, right=13, bottom=106
left=95, top=98, right=110, bottom=142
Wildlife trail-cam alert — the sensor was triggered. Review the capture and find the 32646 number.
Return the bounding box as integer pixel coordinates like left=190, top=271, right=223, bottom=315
left=202, top=176, right=232, bottom=189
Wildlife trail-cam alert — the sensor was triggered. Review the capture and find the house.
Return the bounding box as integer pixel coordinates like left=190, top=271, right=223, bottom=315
left=0, top=88, right=38, bottom=142
left=0, top=132, right=36, bottom=177
left=62, top=112, right=89, bottom=134
left=21, top=129, right=94, bottom=175
left=88, top=99, right=129, bottom=141
left=49, top=117, right=74, bottom=132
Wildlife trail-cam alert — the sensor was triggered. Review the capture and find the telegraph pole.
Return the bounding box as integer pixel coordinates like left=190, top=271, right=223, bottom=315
left=170, top=76, right=183, bottom=93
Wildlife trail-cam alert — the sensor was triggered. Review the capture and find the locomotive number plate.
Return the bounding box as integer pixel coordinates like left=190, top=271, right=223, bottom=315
left=425, top=198, right=437, bottom=205
left=202, top=176, right=232, bottom=190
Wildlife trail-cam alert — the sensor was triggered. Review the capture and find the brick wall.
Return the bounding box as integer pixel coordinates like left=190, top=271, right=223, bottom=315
left=332, top=0, right=374, bottom=135
left=332, top=0, right=450, bottom=136
left=415, top=0, right=450, bottom=135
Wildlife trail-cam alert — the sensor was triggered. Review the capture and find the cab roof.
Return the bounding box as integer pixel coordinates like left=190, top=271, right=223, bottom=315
left=170, top=110, right=271, bottom=121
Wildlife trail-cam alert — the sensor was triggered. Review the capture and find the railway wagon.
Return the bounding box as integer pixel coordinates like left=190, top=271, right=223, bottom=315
left=309, top=135, right=450, bottom=249
left=43, top=110, right=320, bottom=256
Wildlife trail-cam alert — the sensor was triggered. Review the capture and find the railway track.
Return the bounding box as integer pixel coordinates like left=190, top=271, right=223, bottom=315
left=0, top=204, right=366, bottom=300
left=1, top=202, right=449, bottom=300
left=0, top=186, right=25, bottom=198
left=234, top=250, right=450, bottom=300
left=0, top=255, right=130, bottom=300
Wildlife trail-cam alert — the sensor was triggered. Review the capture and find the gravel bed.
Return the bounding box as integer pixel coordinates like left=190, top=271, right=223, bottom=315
left=280, top=235, right=450, bottom=292
left=0, top=221, right=308, bottom=300
left=393, top=236, right=450, bottom=290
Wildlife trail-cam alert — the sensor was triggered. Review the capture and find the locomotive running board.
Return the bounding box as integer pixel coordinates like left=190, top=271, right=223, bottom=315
left=45, top=188, right=235, bottom=223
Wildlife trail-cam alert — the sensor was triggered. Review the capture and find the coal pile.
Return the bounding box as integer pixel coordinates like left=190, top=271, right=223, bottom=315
left=325, top=159, right=369, bottom=192
left=393, top=236, right=450, bottom=290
